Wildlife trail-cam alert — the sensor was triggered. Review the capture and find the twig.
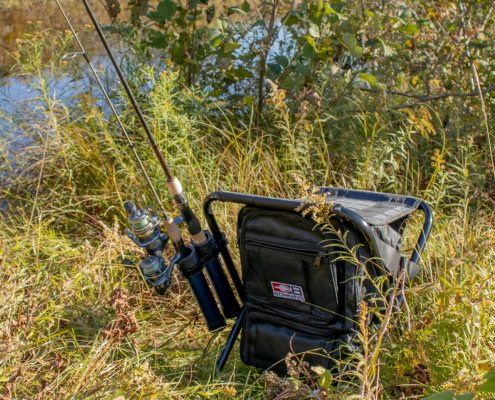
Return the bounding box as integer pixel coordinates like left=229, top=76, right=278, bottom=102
left=460, top=2, right=495, bottom=184
left=256, top=0, right=281, bottom=127
left=400, top=272, right=411, bottom=332
left=373, top=358, right=381, bottom=400
left=187, top=0, right=198, bottom=87
left=369, top=269, right=405, bottom=373
left=273, top=388, right=311, bottom=400
left=0, top=42, right=11, bottom=52
left=344, top=82, right=495, bottom=114
left=320, top=69, right=362, bottom=113
left=481, top=0, right=495, bottom=31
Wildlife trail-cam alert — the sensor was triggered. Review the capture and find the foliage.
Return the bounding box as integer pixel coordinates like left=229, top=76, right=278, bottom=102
left=96, top=0, right=495, bottom=134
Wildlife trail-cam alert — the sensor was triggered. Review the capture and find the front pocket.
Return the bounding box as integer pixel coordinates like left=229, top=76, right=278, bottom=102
left=243, top=237, right=338, bottom=318
left=240, top=309, right=339, bottom=374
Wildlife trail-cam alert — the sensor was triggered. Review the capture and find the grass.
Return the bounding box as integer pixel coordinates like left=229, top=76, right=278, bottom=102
left=0, top=27, right=495, bottom=399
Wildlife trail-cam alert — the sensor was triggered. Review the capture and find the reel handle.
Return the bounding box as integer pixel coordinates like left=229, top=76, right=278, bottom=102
left=124, top=201, right=137, bottom=214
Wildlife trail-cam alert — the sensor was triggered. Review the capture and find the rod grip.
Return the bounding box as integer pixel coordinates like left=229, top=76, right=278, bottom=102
left=166, top=177, right=183, bottom=196
left=168, top=177, right=207, bottom=244
left=181, top=205, right=206, bottom=243
left=163, top=216, right=182, bottom=243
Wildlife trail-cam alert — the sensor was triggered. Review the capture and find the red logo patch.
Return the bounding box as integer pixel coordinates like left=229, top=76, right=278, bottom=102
left=271, top=281, right=305, bottom=301
left=272, top=282, right=291, bottom=293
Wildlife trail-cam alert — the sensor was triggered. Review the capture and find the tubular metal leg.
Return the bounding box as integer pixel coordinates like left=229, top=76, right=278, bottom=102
left=215, top=306, right=246, bottom=372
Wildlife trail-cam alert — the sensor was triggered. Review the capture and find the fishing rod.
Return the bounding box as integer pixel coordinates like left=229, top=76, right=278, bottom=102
left=81, top=0, right=206, bottom=247
left=54, top=0, right=186, bottom=252
left=54, top=0, right=240, bottom=330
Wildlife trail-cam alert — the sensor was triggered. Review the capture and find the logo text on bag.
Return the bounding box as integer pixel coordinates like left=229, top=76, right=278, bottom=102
left=271, top=282, right=305, bottom=301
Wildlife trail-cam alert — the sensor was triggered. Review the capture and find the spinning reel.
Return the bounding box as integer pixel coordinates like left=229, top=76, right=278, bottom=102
left=122, top=200, right=240, bottom=331
left=123, top=201, right=175, bottom=295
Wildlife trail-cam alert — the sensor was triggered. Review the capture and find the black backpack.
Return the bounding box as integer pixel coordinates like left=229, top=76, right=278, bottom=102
left=203, top=187, right=432, bottom=374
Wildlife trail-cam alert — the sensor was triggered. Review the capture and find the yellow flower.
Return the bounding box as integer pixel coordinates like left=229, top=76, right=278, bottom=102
left=431, top=149, right=445, bottom=170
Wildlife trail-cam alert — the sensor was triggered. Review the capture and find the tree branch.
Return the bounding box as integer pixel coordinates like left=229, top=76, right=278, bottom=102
left=256, top=0, right=281, bottom=127
left=358, top=84, right=495, bottom=101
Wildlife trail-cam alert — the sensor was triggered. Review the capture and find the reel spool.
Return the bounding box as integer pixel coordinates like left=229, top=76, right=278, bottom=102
left=123, top=200, right=172, bottom=295
left=124, top=201, right=163, bottom=248
left=140, top=255, right=173, bottom=295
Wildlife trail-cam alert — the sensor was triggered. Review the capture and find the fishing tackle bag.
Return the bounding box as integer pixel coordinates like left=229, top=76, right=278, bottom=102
left=234, top=187, right=429, bottom=374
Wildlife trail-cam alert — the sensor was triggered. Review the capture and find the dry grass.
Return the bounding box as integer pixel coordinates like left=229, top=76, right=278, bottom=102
left=1, top=27, right=495, bottom=400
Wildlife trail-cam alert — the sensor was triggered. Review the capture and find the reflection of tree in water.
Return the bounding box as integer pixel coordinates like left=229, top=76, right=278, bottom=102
left=0, top=0, right=110, bottom=71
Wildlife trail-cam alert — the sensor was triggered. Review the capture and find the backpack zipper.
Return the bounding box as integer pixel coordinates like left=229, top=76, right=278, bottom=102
left=246, top=238, right=327, bottom=273
left=313, top=252, right=325, bottom=269
left=245, top=237, right=325, bottom=258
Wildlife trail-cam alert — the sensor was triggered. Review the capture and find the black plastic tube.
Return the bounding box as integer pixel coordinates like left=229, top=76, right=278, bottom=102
left=204, top=258, right=241, bottom=319
left=188, top=272, right=226, bottom=331
left=192, top=231, right=241, bottom=318
left=176, top=246, right=226, bottom=331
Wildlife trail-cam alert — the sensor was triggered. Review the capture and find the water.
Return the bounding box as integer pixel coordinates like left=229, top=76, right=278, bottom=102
left=0, top=0, right=292, bottom=124
left=0, top=0, right=110, bottom=69
left=0, top=0, right=112, bottom=118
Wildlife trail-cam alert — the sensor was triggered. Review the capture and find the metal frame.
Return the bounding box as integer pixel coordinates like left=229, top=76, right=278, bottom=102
left=202, top=191, right=433, bottom=372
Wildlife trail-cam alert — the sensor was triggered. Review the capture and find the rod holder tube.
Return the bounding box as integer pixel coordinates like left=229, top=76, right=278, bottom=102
left=188, top=273, right=226, bottom=331
left=192, top=232, right=241, bottom=319
left=176, top=246, right=226, bottom=331
left=204, top=258, right=240, bottom=319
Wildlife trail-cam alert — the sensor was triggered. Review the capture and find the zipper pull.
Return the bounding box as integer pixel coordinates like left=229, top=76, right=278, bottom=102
left=313, top=252, right=325, bottom=269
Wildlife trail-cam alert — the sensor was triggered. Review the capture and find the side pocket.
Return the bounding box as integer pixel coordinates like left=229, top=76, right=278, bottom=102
left=240, top=309, right=340, bottom=374
left=243, top=239, right=339, bottom=317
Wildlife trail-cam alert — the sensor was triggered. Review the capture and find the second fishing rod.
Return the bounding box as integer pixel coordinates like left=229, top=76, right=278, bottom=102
left=59, top=0, right=241, bottom=328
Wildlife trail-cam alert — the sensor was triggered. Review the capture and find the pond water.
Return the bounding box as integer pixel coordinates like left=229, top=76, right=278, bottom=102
left=0, top=0, right=288, bottom=125
left=0, top=0, right=110, bottom=113
left=0, top=0, right=110, bottom=70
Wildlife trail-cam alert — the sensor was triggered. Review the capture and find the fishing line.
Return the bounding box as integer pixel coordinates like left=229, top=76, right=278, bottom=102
left=53, top=0, right=169, bottom=219
left=80, top=0, right=175, bottom=182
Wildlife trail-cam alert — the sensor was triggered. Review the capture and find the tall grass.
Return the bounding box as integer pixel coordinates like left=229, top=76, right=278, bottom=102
left=0, top=27, right=494, bottom=399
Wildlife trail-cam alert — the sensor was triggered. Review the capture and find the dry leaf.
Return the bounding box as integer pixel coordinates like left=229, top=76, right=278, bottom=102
left=404, top=281, right=441, bottom=296
left=446, top=258, right=465, bottom=268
